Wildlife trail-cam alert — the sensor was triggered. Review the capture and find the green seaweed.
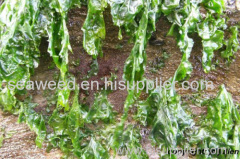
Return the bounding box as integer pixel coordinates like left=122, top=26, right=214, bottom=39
left=82, top=0, right=107, bottom=58
left=18, top=100, right=47, bottom=148
left=221, top=26, right=239, bottom=60
left=197, top=14, right=226, bottom=72
left=0, top=0, right=239, bottom=158
left=191, top=85, right=240, bottom=159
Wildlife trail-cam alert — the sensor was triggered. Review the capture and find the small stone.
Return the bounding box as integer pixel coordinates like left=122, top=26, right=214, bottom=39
left=237, top=0, right=240, bottom=10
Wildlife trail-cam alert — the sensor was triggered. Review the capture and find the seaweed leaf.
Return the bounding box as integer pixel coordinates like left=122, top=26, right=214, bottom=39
left=197, top=14, right=226, bottom=72
left=166, top=0, right=201, bottom=81
left=46, top=0, right=79, bottom=109
left=0, top=87, right=16, bottom=112
left=110, top=0, right=162, bottom=153
left=136, top=84, right=194, bottom=158
left=104, top=125, right=148, bottom=159
left=81, top=137, right=109, bottom=159
left=0, top=0, right=42, bottom=111
left=191, top=85, right=240, bottom=159
left=221, top=26, right=239, bottom=60
left=202, top=0, right=225, bottom=14
left=48, top=89, right=86, bottom=156
left=18, top=101, right=46, bottom=148
left=82, top=0, right=107, bottom=58
left=86, top=91, right=115, bottom=123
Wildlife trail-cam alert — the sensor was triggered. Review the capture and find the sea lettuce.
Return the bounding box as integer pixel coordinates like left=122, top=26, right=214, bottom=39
left=110, top=0, right=162, bottom=154
left=0, top=0, right=42, bottom=111
left=80, top=137, right=109, bottom=159
left=0, top=0, right=41, bottom=83
left=46, top=0, right=80, bottom=109
left=202, top=0, right=225, bottom=14
left=48, top=89, right=115, bottom=158
left=18, top=101, right=47, bottom=148
left=48, top=89, right=85, bottom=156
left=191, top=85, right=240, bottom=159
left=0, top=87, right=16, bottom=112
left=197, top=14, right=226, bottom=72
left=166, top=0, right=201, bottom=81
left=104, top=124, right=148, bottom=159
left=221, top=26, right=239, bottom=60
left=136, top=84, right=194, bottom=158
left=0, top=0, right=80, bottom=111
left=108, top=0, right=144, bottom=40
left=82, top=0, right=107, bottom=58
left=86, top=91, right=115, bottom=123
left=0, top=0, right=239, bottom=158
